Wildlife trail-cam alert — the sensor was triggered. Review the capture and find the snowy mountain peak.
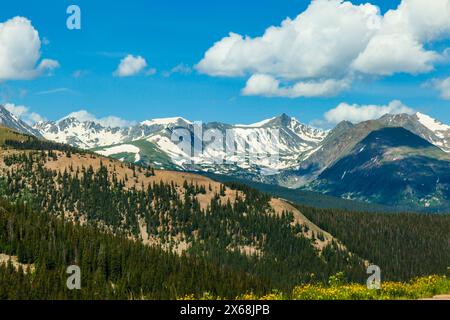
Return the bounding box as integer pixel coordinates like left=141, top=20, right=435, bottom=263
left=237, top=114, right=303, bottom=128
left=33, top=116, right=129, bottom=149
left=376, top=112, right=450, bottom=153
left=253, top=113, right=294, bottom=128
left=236, top=117, right=277, bottom=128
left=58, top=117, right=87, bottom=129
left=140, top=117, right=192, bottom=127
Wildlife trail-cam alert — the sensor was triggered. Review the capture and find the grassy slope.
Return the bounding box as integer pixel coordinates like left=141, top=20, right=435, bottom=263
left=0, top=126, right=31, bottom=145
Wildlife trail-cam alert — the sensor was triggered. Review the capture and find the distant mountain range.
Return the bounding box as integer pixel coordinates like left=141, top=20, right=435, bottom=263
left=1, top=104, right=449, bottom=211
left=33, top=112, right=328, bottom=175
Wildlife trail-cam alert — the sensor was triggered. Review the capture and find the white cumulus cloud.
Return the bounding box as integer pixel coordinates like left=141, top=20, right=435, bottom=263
left=26, top=112, right=46, bottom=124
left=0, top=17, right=59, bottom=80
left=242, top=74, right=350, bottom=98
left=429, top=77, right=450, bottom=100
left=64, top=110, right=135, bottom=128
left=114, top=55, right=150, bottom=77
left=352, top=0, right=450, bottom=75
left=197, top=0, right=450, bottom=97
left=197, top=0, right=378, bottom=80
left=324, top=100, right=415, bottom=124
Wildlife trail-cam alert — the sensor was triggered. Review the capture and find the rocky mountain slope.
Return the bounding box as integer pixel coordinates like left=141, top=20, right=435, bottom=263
left=307, top=127, right=450, bottom=212
left=276, top=113, right=450, bottom=189
left=0, top=105, right=42, bottom=138
left=379, top=112, right=450, bottom=153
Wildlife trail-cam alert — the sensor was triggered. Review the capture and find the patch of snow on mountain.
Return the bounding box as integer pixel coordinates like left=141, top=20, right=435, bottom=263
left=148, top=135, right=190, bottom=166
left=416, top=113, right=450, bottom=132
left=135, top=153, right=141, bottom=162
left=303, top=146, right=323, bottom=161
left=96, top=144, right=140, bottom=157
left=235, top=117, right=276, bottom=128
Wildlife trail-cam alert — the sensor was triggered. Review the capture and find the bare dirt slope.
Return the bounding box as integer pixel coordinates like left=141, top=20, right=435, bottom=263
left=270, top=198, right=337, bottom=250
left=0, top=254, right=35, bottom=273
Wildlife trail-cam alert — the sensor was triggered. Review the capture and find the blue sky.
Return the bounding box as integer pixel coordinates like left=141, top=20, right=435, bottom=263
left=0, top=0, right=449, bottom=127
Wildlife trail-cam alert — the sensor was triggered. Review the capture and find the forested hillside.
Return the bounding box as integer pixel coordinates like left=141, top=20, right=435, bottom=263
left=0, top=137, right=367, bottom=293
left=0, top=129, right=448, bottom=299
left=298, top=205, right=450, bottom=280
left=0, top=200, right=268, bottom=299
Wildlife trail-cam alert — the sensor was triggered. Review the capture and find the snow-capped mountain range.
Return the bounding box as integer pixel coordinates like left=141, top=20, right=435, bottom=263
left=32, top=112, right=328, bottom=174
left=2, top=103, right=450, bottom=211
left=32, top=116, right=193, bottom=149
left=1, top=103, right=450, bottom=187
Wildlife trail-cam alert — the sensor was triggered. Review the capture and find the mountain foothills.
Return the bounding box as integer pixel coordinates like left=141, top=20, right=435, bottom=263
left=1, top=104, right=450, bottom=211
left=0, top=127, right=448, bottom=299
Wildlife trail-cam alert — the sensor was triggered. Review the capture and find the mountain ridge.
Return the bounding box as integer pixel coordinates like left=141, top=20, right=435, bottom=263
left=33, top=112, right=329, bottom=174
left=0, top=105, right=42, bottom=138
left=275, top=112, right=450, bottom=189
